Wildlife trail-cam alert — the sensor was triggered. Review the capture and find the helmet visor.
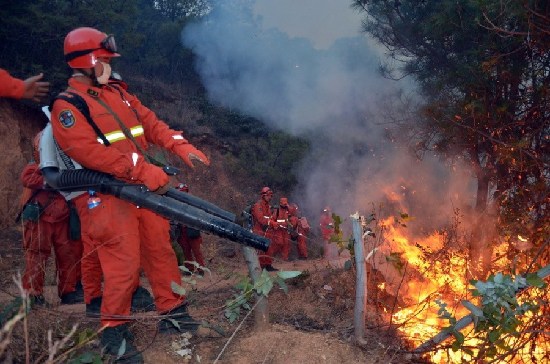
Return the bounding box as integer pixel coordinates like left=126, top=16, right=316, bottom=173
left=101, top=35, right=117, bottom=53
left=65, top=35, right=118, bottom=63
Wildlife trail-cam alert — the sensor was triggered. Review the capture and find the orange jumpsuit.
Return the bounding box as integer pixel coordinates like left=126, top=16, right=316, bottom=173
left=51, top=78, right=188, bottom=327
left=0, top=69, right=25, bottom=99
left=20, top=163, right=82, bottom=298
left=270, top=206, right=290, bottom=261
left=177, top=226, right=206, bottom=273
left=289, top=215, right=309, bottom=259
left=251, top=199, right=275, bottom=268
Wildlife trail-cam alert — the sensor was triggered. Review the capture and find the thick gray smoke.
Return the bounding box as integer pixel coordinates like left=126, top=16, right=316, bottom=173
left=182, top=1, right=475, bottom=233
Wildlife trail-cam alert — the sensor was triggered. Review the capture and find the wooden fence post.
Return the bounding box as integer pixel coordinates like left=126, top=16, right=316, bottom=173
left=242, top=246, right=269, bottom=330
left=351, top=213, right=368, bottom=345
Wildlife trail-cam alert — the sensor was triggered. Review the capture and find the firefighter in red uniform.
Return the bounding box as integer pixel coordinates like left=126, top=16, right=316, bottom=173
left=175, top=183, right=206, bottom=275
left=271, top=197, right=291, bottom=261
left=319, top=206, right=336, bottom=259
left=0, top=69, right=49, bottom=101
left=19, top=132, right=83, bottom=306
left=51, top=27, right=210, bottom=362
left=288, top=203, right=309, bottom=260
left=251, top=187, right=278, bottom=271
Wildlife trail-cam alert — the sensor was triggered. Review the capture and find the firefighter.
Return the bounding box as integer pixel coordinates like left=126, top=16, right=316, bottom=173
left=319, top=206, right=337, bottom=259
left=19, top=131, right=83, bottom=306
left=50, top=27, right=210, bottom=362
left=39, top=118, right=155, bottom=317
left=288, top=203, right=310, bottom=260
left=271, top=197, right=291, bottom=261
left=175, top=183, right=206, bottom=275
left=0, top=69, right=49, bottom=101
left=251, top=187, right=278, bottom=271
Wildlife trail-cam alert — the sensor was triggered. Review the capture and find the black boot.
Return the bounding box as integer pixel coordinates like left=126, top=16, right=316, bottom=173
left=158, top=303, right=201, bottom=334
left=60, top=281, right=84, bottom=304
left=86, top=296, right=102, bottom=317
left=130, top=286, right=155, bottom=312
left=86, top=287, right=156, bottom=317
left=29, top=295, right=47, bottom=308
left=265, top=265, right=279, bottom=272
left=101, top=324, right=143, bottom=363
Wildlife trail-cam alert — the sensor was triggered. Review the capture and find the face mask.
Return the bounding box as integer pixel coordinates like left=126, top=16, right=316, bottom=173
left=96, top=62, right=111, bottom=85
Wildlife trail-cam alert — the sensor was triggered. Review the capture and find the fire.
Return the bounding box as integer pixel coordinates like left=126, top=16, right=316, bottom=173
left=368, top=216, right=547, bottom=363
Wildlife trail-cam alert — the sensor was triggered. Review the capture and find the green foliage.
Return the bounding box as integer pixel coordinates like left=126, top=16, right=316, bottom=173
left=353, top=0, right=549, bottom=249
left=224, top=270, right=302, bottom=323
left=198, top=104, right=310, bottom=192
left=436, top=270, right=546, bottom=360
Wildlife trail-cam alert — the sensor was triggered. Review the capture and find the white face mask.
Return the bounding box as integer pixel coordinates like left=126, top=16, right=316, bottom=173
left=96, top=62, right=111, bottom=85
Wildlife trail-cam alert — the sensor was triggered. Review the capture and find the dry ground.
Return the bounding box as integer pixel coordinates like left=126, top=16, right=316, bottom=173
left=0, top=227, right=424, bottom=364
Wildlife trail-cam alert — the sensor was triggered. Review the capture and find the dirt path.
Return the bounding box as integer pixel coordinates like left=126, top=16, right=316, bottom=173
left=0, top=229, right=417, bottom=364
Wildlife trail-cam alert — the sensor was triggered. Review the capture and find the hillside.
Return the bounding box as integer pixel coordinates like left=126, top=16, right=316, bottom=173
left=0, top=81, right=417, bottom=363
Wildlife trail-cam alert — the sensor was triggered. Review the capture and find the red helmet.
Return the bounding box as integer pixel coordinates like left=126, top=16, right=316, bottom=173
left=64, top=27, right=120, bottom=68
left=260, top=187, right=272, bottom=195
left=288, top=203, right=298, bottom=216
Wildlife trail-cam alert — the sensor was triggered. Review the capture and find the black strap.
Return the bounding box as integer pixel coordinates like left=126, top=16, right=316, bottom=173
left=50, top=92, right=111, bottom=146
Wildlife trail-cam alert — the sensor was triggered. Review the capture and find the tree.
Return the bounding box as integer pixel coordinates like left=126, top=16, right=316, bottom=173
left=353, top=0, right=549, bottom=275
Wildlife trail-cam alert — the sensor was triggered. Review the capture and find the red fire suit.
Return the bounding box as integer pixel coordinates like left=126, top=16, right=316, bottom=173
left=270, top=206, right=290, bottom=261
left=251, top=198, right=275, bottom=267
left=289, top=214, right=309, bottom=259
left=51, top=78, right=198, bottom=327
left=20, top=163, right=82, bottom=298
left=177, top=226, right=206, bottom=273
left=0, top=69, right=25, bottom=99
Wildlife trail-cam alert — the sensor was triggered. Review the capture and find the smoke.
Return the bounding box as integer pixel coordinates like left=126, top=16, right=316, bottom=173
left=182, top=1, right=475, bottom=232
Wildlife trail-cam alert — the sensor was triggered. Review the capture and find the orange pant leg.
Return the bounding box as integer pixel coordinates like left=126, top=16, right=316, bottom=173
left=22, top=221, right=52, bottom=296
left=50, top=219, right=82, bottom=297
left=138, top=210, right=185, bottom=312
left=86, top=195, right=140, bottom=327
left=74, top=195, right=103, bottom=303
left=255, top=228, right=274, bottom=267
left=296, top=235, right=308, bottom=258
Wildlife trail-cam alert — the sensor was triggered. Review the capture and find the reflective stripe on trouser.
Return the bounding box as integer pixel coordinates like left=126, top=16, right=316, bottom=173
left=22, top=219, right=82, bottom=297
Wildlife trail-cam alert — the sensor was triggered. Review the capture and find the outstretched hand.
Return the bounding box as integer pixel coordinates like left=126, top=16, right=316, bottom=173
left=23, top=73, right=50, bottom=102
left=174, top=144, right=210, bottom=168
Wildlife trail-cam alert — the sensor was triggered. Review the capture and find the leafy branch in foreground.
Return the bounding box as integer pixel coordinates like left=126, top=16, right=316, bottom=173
left=224, top=270, right=301, bottom=323
left=436, top=270, right=547, bottom=360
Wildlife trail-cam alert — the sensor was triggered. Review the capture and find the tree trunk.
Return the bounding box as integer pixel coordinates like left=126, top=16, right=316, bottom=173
left=469, top=167, right=493, bottom=280
left=241, top=246, right=269, bottom=330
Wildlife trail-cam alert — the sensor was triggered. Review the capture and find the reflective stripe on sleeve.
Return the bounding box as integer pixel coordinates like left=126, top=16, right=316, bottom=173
left=96, top=126, right=144, bottom=144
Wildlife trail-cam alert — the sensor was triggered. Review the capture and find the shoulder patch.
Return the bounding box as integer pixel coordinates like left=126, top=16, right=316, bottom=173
left=87, top=89, right=99, bottom=97
left=58, top=109, right=76, bottom=128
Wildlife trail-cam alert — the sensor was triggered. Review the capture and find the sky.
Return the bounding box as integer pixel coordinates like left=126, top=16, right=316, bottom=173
left=182, top=0, right=476, bottom=234
left=254, top=0, right=364, bottom=50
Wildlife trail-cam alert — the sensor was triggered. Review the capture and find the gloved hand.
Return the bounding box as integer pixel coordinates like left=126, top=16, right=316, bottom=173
left=269, top=219, right=278, bottom=229
left=173, top=143, right=210, bottom=168
left=131, top=157, right=169, bottom=191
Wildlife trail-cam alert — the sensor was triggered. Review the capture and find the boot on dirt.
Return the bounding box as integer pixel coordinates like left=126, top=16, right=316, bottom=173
left=158, top=303, right=201, bottom=334
left=86, top=287, right=156, bottom=317
left=100, top=323, right=143, bottom=363
left=60, top=281, right=84, bottom=304
left=29, top=295, right=47, bottom=307
left=130, top=286, right=155, bottom=312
